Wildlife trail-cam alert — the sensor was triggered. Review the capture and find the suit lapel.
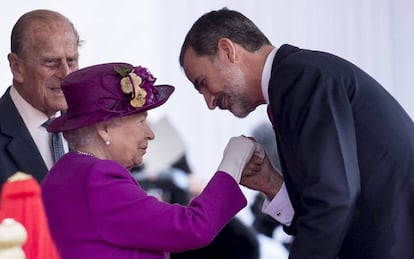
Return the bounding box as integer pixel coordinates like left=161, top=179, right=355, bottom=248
left=268, top=46, right=305, bottom=218
left=0, top=88, right=48, bottom=181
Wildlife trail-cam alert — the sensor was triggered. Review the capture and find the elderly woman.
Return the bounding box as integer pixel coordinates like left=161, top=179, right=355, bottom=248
left=41, top=62, right=260, bottom=259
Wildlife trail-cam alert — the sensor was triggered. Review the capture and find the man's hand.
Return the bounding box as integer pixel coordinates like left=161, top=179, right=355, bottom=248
left=240, top=151, right=284, bottom=200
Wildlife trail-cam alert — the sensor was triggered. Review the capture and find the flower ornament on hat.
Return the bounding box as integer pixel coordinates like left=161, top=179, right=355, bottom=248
left=47, top=62, right=174, bottom=132
left=117, top=66, right=153, bottom=108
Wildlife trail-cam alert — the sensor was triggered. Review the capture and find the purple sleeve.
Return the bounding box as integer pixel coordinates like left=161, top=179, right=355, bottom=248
left=86, top=162, right=247, bottom=252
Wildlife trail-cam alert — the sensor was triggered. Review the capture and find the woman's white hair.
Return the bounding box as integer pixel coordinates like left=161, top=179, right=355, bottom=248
left=63, top=125, right=97, bottom=150
left=63, top=117, right=123, bottom=150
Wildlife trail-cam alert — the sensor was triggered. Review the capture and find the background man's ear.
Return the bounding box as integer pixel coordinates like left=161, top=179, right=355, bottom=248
left=8, top=53, right=24, bottom=83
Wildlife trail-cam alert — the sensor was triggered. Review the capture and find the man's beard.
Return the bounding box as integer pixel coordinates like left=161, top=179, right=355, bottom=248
left=228, top=93, right=255, bottom=118
left=220, top=65, right=255, bottom=118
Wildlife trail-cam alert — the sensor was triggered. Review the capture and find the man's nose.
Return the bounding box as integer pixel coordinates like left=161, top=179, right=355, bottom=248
left=56, top=62, right=71, bottom=78
left=204, top=93, right=216, bottom=110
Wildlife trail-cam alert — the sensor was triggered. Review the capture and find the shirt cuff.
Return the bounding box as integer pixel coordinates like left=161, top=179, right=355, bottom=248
left=261, top=183, right=294, bottom=226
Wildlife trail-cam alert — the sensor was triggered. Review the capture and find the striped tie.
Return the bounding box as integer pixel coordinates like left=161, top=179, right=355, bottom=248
left=42, top=119, right=65, bottom=163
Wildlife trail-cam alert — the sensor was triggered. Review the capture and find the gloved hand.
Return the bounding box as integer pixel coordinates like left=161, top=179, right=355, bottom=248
left=218, top=136, right=260, bottom=183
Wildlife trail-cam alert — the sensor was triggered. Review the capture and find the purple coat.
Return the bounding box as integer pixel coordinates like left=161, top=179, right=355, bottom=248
left=41, top=152, right=246, bottom=259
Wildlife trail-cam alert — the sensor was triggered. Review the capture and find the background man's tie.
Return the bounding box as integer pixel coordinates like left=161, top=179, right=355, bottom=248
left=42, top=119, right=65, bottom=163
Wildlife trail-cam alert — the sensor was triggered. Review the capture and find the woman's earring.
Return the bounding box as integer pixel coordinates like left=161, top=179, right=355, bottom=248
left=105, top=138, right=110, bottom=145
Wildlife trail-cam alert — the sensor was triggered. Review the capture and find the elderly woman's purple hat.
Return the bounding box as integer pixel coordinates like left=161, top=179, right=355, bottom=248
left=47, top=62, right=174, bottom=132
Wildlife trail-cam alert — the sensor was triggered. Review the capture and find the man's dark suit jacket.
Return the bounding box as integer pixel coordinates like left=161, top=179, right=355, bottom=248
left=0, top=87, right=48, bottom=186
left=268, top=44, right=414, bottom=259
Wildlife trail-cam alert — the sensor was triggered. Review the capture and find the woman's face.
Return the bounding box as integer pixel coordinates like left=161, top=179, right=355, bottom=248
left=106, top=112, right=154, bottom=168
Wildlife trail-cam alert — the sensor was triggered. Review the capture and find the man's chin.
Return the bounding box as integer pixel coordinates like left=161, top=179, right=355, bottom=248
left=232, top=109, right=250, bottom=118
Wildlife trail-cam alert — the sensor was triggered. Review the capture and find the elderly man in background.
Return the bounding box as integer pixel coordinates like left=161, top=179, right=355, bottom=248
left=0, top=9, right=81, bottom=186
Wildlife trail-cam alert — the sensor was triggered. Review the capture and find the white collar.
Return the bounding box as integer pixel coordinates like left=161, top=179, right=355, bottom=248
left=261, top=48, right=278, bottom=105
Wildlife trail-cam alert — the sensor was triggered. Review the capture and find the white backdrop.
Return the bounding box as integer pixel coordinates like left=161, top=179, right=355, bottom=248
left=1, top=1, right=413, bottom=207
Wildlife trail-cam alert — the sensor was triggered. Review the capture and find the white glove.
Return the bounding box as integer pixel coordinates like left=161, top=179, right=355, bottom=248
left=218, top=136, right=258, bottom=183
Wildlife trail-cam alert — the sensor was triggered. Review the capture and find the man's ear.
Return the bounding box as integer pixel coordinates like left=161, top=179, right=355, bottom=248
left=8, top=53, right=24, bottom=83
left=217, top=38, right=237, bottom=63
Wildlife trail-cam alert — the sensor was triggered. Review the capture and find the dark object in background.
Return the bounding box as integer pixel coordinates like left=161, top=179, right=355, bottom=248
left=250, top=193, right=281, bottom=238
left=250, top=193, right=292, bottom=251
left=171, top=217, right=259, bottom=259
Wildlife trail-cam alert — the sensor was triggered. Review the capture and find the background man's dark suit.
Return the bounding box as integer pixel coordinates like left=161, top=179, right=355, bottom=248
left=268, top=44, right=414, bottom=259
left=0, top=87, right=48, bottom=185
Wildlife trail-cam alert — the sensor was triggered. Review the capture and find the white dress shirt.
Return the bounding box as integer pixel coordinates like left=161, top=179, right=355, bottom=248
left=10, top=86, right=68, bottom=169
left=260, top=48, right=294, bottom=226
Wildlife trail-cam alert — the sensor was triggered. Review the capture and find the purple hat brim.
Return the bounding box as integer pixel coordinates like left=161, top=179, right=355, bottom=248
left=47, top=84, right=174, bottom=132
